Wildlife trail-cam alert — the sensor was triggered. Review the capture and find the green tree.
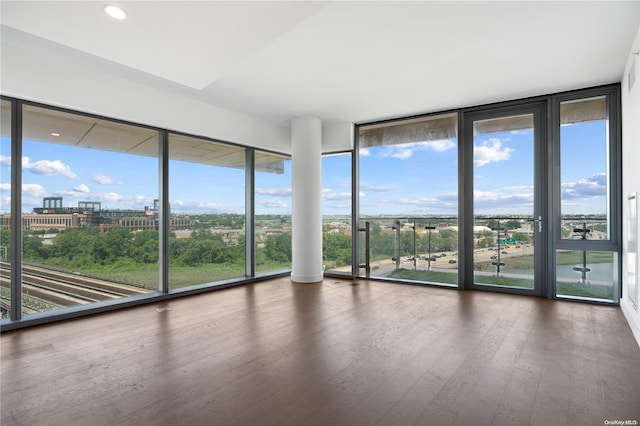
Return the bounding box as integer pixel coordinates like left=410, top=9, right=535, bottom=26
left=370, top=230, right=395, bottom=258
left=264, top=233, right=291, bottom=263
left=22, top=234, right=50, bottom=261
left=400, top=230, right=415, bottom=256
left=435, top=229, right=458, bottom=252
left=51, top=227, right=99, bottom=264
left=94, top=228, right=132, bottom=264
left=504, top=220, right=521, bottom=230
left=130, top=230, right=159, bottom=263
left=512, top=232, right=531, bottom=244
left=323, top=232, right=351, bottom=266
left=171, top=232, right=233, bottom=266
left=476, top=230, right=494, bottom=248
left=0, top=229, right=11, bottom=261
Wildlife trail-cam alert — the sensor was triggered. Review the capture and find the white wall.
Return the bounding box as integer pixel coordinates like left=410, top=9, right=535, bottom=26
left=0, top=27, right=290, bottom=153
left=621, top=23, right=640, bottom=348
left=322, top=121, right=353, bottom=153
left=1, top=26, right=354, bottom=156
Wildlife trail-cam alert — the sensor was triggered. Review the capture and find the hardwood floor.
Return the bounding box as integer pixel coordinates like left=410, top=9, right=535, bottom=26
left=2, top=277, right=640, bottom=425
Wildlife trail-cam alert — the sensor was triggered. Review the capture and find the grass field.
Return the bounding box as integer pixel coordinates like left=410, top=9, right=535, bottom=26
left=27, top=260, right=290, bottom=291
left=99, top=261, right=291, bottom=289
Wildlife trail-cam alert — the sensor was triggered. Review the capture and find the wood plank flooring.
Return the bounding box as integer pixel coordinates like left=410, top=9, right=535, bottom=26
left=2, top=277, right=640, bottom=425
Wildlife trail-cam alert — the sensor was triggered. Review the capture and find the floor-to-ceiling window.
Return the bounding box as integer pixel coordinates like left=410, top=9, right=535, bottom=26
left=357, top=113, right=459, bottom=285
left=322, top=152, right=352, bottom=275
left=254, top=150, right=292, bottom=276
left=355, top=86, right=621, bottom=303
left=1, top=84, right=622, bottom=328
left=553, top=90, right=621, bottom=302
left=18, top=104, right=159, bottom=315
left=0, top=100, right=12, bottom=318
left=168, top=134, right=247, bottom=289
left=0, top=99, right=293, bottom=329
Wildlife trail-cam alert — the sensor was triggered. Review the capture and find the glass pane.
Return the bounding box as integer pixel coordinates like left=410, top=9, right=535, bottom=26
left=556, top=250, right=615, bottom=301
left=255, top=151, right=291, bottom=275
left=322, top=152, right=352, bottom=275
left=473, top=114, right=535, bottom=289
left=358, top=113, right=458, bottom=285
left=1, top=100, right=11, bottom=318
left=357, top=217, right=458, bottom=284
left=20, top=105, right=158, bottom=315
left=168, top=134, right=246, bottom=289
left=560, top=96, right=609, bottom=239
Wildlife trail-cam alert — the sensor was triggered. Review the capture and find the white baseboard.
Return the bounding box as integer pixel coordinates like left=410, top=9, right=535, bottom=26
left=620, top=298, right=640, bottom=349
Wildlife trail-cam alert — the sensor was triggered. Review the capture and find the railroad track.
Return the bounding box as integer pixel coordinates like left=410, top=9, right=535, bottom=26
left=0, top=262, right=150, bottom=313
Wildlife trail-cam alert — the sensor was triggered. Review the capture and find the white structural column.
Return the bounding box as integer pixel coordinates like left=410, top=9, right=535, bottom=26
left=291, top=117, right=323, bottom=283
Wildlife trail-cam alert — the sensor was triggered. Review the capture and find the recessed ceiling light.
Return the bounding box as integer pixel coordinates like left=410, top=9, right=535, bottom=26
left=50, top=132, right=60, bottom=137
left=104, top=5, right=127, bottom=20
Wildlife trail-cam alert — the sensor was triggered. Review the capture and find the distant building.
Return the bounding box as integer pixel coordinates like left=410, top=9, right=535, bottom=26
left=14, top=212, right=85, bottom=231
left=1, top=197, right=192, bottom=232
left=78, top=201, right=101, bottom=211
left=43, top=197, right=62, bottom=210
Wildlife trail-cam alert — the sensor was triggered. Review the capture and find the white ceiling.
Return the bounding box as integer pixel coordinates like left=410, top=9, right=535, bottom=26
left=1, top=1, right=639, bottom=126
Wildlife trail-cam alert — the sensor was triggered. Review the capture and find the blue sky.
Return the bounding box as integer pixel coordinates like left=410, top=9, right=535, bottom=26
left=0, top=119, right=607, bottom=217
left=359, top=120, right=607, bottom=216
left=0, top=138, right=293, bottom=215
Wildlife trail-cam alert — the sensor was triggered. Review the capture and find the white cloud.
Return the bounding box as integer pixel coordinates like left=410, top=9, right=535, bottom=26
left=256, top=187, right=292, bottom=197
left=0, top=155, right=10, bottom=167
left=388, top=147, right=414, bottom=160
left=73, top=184, right=90, bottom=193
left=473, top=189, right=534, bottom=208
left=562, top=173, right=606, bottom=199
left=393, top=196, right=441, bottom=206
left=423, top=139, right=457, bottom=152
left=502, top=185, right=534, bottom=192
left=380, top=194, right=458, bottom=212
left=474, top=138, right=513, bottom=167
left=22, top=183, right=47, bottom=198
left=92, top=174, right=120, bottom=185
left=327, top=202, right=350, bottom=209
left=360, top=184, right=392, bottom=192
left=101, top=192, right=124, bottom=202
left=262, top=199, right=288, bottom=209
left=22, top=157, right=77, bottom=178
left=323, top=191, right=351, bottom=201
left=377, top=140, right=456, bottom=160
left=0, top=183, right=10, bottom=192
left=359, top=148, right=371, bottom=156
left=169, top=200, right=241, bottom=214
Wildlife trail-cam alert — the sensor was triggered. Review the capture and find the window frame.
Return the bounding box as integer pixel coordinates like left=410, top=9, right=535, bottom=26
left=0, top=96, right=292, bottom=330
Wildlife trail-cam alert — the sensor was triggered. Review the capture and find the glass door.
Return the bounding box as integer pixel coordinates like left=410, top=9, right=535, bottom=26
left=466, top=104, right=546, bottom=295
